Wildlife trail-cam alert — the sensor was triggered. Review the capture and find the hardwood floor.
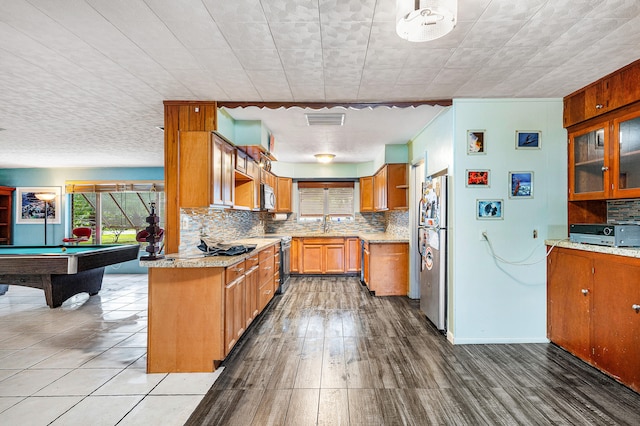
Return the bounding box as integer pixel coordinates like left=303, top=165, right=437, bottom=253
left=186, top=276, right=640, bottom=425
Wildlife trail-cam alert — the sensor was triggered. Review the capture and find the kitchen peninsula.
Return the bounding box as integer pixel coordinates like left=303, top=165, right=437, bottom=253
left=142, top=237, right=281, bottom=373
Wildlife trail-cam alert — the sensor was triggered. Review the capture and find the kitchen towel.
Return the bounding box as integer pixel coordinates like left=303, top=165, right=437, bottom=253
left=272, top=213, right=288, bottom=221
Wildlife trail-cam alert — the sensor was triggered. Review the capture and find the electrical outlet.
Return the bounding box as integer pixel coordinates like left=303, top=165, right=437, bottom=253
left=479, top=229, right=487, bottom=241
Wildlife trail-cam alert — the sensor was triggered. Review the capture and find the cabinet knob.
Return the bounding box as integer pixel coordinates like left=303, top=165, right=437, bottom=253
left=595, top=104, right=603, bottom=109
left=581, top=289, right=589, bottom=295
left=601, top=166, right=609, bottom=172
left=632, top=304, right=640, bottom=312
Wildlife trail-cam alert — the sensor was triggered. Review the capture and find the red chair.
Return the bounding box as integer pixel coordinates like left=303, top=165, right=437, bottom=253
left=62, top=227, right=92, bottom=244
left=136, top=228, right=164, bottom=243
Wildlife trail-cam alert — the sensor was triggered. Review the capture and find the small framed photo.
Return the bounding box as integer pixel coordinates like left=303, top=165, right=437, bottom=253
left=477, top=199, right=503, bottom=220
left=595, top=129, right=604, bottom=149
left=515, top=131, right=541, bottom=149
left=15, top=187, right=62, bottom=224
left=466, top=169, right=490, bottom=187
left=467, top=130, right=486, bottom=154
left=509, top=171, right=533, bottom=198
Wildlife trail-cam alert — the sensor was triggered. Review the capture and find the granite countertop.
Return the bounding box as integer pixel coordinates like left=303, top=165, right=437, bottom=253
left=140, top=238, right=281, bottom=268
left=279, top=232, right=409, bottom=243
left=545, top=239, right=640, bottom=259
left=357, top=233, right=409, bottom=243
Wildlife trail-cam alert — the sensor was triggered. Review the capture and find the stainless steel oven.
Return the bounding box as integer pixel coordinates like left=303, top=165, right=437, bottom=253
left=277, top=236, right=291, bottom=294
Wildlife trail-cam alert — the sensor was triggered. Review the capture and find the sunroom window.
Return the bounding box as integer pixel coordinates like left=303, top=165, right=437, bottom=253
left=65, top=181, right=164, bottom=244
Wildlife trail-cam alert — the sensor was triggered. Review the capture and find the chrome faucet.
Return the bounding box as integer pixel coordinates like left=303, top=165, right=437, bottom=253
left=323, top=214, right=330, bottom=233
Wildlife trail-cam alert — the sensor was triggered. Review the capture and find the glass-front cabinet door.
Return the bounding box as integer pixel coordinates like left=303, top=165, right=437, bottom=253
left=613, top=110, right=640, bottom=198
left=569, top=123, right=609, bottom=200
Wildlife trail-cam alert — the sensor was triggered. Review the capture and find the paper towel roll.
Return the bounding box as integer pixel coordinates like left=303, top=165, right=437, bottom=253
left=272, top=213, right=288, bottom=221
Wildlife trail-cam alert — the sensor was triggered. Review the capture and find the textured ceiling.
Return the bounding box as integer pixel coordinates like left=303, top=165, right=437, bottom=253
left=1, top=0, right=639, bottom=168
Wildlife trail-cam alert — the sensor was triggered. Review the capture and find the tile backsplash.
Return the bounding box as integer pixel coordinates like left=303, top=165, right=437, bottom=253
left=179, top=208, right=410, bottom=253
left=608, top=199, right=640, bottom=223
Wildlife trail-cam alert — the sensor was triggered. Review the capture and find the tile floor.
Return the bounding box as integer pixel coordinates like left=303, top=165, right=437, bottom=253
left=0, top=274, right=221, bottom=425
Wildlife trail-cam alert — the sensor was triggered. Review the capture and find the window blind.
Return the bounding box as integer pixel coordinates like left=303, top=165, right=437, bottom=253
left=66, top=181, right=164, bottom=193
left=298, top=188, right=325, bottom=217
left=327, top=188, right=353, bottom=216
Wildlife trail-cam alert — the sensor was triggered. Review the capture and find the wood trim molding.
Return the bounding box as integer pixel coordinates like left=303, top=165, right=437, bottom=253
left=217, top=100, right=453, bottom=109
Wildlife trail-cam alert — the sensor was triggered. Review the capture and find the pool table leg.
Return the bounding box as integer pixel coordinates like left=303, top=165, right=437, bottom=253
left=46, top=267, right=106, bottom=308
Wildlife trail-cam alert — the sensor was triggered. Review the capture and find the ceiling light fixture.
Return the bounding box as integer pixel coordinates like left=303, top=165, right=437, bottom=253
left=396, top=0, right=457, bottom=42
left=314, top=153, right=335, bottom=163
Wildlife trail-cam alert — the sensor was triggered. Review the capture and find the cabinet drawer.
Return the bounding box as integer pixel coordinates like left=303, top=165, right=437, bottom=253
left=304, top=237, right=344, bottom=245
left=258, top=281, right=274, bottom=310
left=245, top=253, right=260, bottom=269
left=226, top=260, right=246, bottom=284
left=259, top=260, right=274, bottom=284
left=259, top=245, right=275, bottom=262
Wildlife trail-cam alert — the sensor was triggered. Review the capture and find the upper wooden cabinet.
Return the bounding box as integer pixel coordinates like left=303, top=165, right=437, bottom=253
left=569, top=108, right=640, bottom=201
left=372, top=163, right=408, bottom=211
left=275, top=177, right=292, bottom=213
left=0, top=186, right=15, bottom=245
left=564, top=59, right=640, bottom=128
left=359, top=176, right=374, bottom=212
left=178, top=131, right=234, bottom=208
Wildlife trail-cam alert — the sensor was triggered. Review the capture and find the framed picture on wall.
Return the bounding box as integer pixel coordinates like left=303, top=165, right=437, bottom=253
left=477, top=199, right=503, bottom=220
left=15, top=187, right=62, bottom=224
left=515, top=131, right=541, bottom=149
left=467, top=130, right=486, bottom=154
left=465, top=169, right=490, bottom=187
left=509, top=171, right=534, bottom=198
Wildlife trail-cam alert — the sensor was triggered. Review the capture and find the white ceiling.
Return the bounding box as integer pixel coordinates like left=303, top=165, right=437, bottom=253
left=1, top=0, right=639, bottom=168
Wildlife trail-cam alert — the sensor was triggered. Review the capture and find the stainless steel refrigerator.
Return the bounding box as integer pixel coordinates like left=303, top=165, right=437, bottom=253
left=418, top=174, right=447, bottom=332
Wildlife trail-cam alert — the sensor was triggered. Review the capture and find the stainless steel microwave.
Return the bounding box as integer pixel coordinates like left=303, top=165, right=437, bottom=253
left=261, top=183, right=276, bottom=210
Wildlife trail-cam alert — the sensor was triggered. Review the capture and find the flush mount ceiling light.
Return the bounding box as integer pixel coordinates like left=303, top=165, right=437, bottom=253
left=396, top=0, right=457, bottom=42
left=314, top=153, right=335, bottom=163
left=305, top=113, right=345, bottom=126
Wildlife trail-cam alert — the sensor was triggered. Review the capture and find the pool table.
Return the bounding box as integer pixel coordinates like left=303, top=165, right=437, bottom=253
left=0, top=245, right=140, bottom=308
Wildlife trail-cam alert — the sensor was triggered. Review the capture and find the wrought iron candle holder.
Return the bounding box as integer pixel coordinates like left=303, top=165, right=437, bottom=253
left=140, top=202, right=164, bottom=261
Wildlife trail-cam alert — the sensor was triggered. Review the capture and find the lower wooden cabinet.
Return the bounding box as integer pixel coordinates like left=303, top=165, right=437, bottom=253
left=345, top=237, right=360, bottom=273
left=547, top=246, right=640, bottom=393
left=301, top=237, right=345, bottom=274
left=245, top=259, right=259, bottom=328
left=224, top=260, right=246, bottom=355
left=147, top=242, right=279, bottom=373
left=362, top=241, right=408, bottom=296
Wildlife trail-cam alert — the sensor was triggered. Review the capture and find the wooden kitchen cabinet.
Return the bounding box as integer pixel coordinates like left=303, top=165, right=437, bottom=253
left=213, top=133, right=235, bottom=207
left=275, top=176, right=292, bottom=212
left=345, top=237, right=361, bottom=273
left=0, top=186, right=15, bottom=245
left=290, top=237, right=300, bottom=273
left=373, top=165, right=388, bottom=211
left=372, top=163, right=408, bottom=211
left=244, top=253, right=260, bottom=328
left=362, top=241, right=408, bottom=296
left=147, top=267, right=225, bottom=373
left=564, top=58, right=640, bottom=127
left=569, top=107, right=640, bottom=201
left=178, top=131, right=234, bottom=208
left=547, top=246, right=640, bottom=393
left=301, top=237, right=345, bottom=274
left=359, top=176, right=374, bottom=212
left=592, top=256, right=640, bottom=392
left=546, top=248, right=592, bottom=360
left=224, top=260, right=246, bottom=355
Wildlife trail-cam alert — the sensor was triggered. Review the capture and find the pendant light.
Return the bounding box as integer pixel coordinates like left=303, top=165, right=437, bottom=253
left=396, top=0, right=457, bottom=42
